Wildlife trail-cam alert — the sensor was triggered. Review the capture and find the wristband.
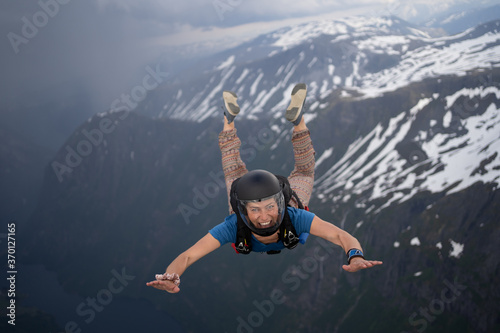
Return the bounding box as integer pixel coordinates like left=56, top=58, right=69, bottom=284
left=155, top=273, right=181, bottom=286
left=347, top=248, right=364, bottom=264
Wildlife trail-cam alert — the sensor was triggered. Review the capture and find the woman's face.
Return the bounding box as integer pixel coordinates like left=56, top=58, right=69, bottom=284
left=245, top=197, right=280, bottom=229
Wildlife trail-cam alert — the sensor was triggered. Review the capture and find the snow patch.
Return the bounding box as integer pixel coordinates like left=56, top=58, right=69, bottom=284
left=316, top=148, right=334, bottom=167
left=236, top=69, right=250, bottom=84
left=449, top=239, right=464, bottom=258
left=328, top=64, right=335, bottom=76
left=357, top=31, right=500, bottom=98
left=307, top=57, right=318, bottom=69
left=443, top=111, right=452, bottom=128
left=217, top=55, right=235, bottom=70
left=250, top=72, right=264, bottom=97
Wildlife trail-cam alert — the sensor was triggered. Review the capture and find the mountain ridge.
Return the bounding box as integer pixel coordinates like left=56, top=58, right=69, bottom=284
left=137, top=16, right=500, bottom=124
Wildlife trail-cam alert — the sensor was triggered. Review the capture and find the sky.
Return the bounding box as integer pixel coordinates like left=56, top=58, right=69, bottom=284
left=0, top=0, right=495, bottom=115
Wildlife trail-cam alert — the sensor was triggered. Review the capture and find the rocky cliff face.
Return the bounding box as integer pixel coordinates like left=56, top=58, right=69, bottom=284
left=0, top=125, right=53, bottom=224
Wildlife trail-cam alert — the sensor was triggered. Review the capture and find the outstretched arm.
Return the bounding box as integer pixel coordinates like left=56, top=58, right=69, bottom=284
left=309, top=216, right=382, bottom=272
left=146, top=233, right=221, bottom=293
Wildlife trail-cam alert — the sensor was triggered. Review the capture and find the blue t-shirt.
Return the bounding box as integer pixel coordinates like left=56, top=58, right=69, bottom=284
left=209, top=207, right=315, bottom=253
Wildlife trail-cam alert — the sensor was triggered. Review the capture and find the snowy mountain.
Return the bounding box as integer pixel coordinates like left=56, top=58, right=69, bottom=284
left=136, top=15, right=500, bottom=212
left=141, top=16, right=500, bottom=120
left=315, top=80, right=500, bottom=214
left=422, top=3, right=500, bottom=34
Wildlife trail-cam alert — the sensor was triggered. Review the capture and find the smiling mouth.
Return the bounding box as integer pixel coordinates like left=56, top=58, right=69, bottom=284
left=258, top=221, right=272, bottom=227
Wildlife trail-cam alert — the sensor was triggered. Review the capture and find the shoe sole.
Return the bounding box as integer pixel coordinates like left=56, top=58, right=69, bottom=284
left=285, top=83, right=307, bottom=123
left=223, top=91, right=240, bottom=116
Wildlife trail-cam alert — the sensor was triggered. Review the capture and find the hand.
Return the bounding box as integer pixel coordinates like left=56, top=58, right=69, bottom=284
left=146, top=279, right=181, bottom=293
left=342, top=257, right=383, bottom=273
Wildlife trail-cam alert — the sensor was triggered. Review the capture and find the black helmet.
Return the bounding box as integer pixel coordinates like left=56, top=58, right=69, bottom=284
left=235, top=170, right=285, bottom=236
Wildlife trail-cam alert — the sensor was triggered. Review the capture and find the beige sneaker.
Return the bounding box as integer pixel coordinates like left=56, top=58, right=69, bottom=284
left=285, top=83, right=307, bottom=125
left=222, top=91, right=240, bottom=123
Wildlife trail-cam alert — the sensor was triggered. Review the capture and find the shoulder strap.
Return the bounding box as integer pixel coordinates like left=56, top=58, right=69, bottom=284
left=273, top=175, right=301, bottom=250
left=229, top=177, right=240, bottom=216
left=233, top=220, right=252, bottom=254
left=278, top=207, right=300, bottom=250
left=230, top=178, right=252, bottom=254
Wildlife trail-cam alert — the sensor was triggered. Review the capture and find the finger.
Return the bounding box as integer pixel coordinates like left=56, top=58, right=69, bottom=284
left=342, top=262, right=373, bottom=273
left=147, top=280, right=180, bottom=293
left=342, top=264, right=356, bottom=272
left=147, top=280, right=165, bottom=286
left=358, top=260, right=383, bottom=269
left=148, top=282, right=166, bottom=290
left=147, top=280, right=167, bottom=289
left=146, top=281, right=159, bottom=286
left=167, top=286, right=181, bottom=294
left=363, top=261, right=382, bottom=267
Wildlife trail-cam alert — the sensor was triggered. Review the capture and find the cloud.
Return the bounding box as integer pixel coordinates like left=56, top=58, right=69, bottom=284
left=92, top=0, right=370, bottom=28
left=94, top=0, right=225, bottom=29
left=0, top=1, right=174, bottom=112
left=0, top=0, right=493, bottom=115
left=1, top=0, right=356, bottom=111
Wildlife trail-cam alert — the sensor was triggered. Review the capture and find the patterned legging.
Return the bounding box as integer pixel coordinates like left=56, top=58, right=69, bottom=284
left=218, top=128, right=315, bottom=214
